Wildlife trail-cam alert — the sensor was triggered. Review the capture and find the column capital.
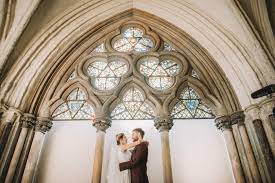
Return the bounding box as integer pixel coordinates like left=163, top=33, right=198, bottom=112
left=154, top=116, right=173, bottom=132
left=21, top=113, right=36, bottom=128
left=93, top=117, right=111, bottom=132
left=245, top=104, right=261, bottom=121
left=215, top=115, right=231, bottom=131
left=35, top=117, right=53, bottom=134
left=230, top=111, right=245, bottom=126
left=259, top=97, right=274, bottom=118
left=1, top=107, right=22, bottom=124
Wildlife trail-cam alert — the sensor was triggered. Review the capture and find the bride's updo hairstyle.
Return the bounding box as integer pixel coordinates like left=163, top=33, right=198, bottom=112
left=116, top=133, right=125, bottom=145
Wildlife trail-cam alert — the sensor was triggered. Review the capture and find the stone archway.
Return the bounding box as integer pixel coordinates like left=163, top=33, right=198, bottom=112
left=0, top=2, right=274, bottom=183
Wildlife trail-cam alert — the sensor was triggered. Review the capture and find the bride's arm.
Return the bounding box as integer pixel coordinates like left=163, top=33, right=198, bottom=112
left=121, top=140, right=142, bottom=151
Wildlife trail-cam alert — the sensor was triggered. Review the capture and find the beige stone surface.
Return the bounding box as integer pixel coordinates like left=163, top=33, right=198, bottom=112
left=0, top=0, right=274, bottom=182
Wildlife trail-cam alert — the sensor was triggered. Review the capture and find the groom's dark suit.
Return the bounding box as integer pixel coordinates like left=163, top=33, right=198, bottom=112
left=119, top=142, right=149, bottom=183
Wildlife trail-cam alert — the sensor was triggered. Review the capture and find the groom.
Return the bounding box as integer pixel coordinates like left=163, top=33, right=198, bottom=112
left=119, top=128, right=149, bottom=183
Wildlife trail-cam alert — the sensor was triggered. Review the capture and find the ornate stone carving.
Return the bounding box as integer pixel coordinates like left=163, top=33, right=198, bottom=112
left=154, top=116, right=173, bottom=132
left=93, top=117, right=111, bottom=132
left=230, top=111, right=245, bottom=126
left=245, top=105, right=261, bottom=121
left=259, top=97, right=275, bottom=120
left=21, top=113, right=36, bottom=128
left=215, top=115, right=231, bottom=131
left=35, top=117, right=53, bottom=134
left=1, top=107, right=22, bottom=124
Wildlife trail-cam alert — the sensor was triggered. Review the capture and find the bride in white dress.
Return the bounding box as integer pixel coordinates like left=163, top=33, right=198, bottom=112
left=106, top=133, right=144, bottom=183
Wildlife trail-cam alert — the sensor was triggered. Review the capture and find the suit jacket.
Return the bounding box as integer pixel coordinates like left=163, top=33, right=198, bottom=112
left=119, top=142, right=149, bottom=183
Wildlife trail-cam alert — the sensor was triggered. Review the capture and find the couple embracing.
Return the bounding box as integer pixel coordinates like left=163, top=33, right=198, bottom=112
left=107, top=128, right=149, bottom=183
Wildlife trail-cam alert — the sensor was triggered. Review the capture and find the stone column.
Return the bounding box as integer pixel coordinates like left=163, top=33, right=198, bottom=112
left=0, top=108, right=21, bottom=158
left=12, top=123, right=35, bottom=183
left=259, top=98, right=275, bottom=157
left=5, top=113, right=36, bottom=183
left=215, top=116, right=245, bottom=183
left=0, top=108, right=22, bottom=182
left=230, top=111, right=261, bottom=183
left=91, top=117, right=111, bottom=183
left=245, top=106, right=274, bottom=183
left=21, top=117, right=52, bottom=183
left=154, top=116, right=173, bottom=183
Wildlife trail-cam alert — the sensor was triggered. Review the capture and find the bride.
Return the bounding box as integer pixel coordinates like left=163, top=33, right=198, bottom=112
left=106, top=133, right=144, bottom=183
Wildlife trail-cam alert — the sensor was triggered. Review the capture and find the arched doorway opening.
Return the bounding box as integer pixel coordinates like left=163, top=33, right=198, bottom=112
left=36, top=19, right=237, bottom=182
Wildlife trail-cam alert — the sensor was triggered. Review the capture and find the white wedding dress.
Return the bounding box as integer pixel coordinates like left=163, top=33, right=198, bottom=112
left=106, top=146, right=131, bottom=183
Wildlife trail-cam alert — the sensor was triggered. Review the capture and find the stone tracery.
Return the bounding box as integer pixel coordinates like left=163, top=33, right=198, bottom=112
left=52, top=88, right=94, bottom=120
left=0, top=4, right=273, bottom=183
left=111, top=86, right=154, bottom=119
left=49, top=22, right=214, bottom=120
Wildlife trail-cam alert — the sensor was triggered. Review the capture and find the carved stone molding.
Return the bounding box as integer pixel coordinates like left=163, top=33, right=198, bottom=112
left=259, top=97, right=275, bottom=120
left=245, top=104, right=261, bottom=121
left=1, top=107, right=22, bottom=124
left=230, top=111, right=245, bottom=126
left=215, top=115, right=231, bottom=131
left=245, top=97, right=275, bottom=122
left=21, top=113, right=36, bottom=128
left=154, top=116, right=174, bottom=132
left=35, top=117, right=53, bottom=134
left=93, top=117, right=111, bottom=132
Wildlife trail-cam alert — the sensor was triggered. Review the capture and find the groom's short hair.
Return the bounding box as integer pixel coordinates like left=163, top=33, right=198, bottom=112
left=133, top=128, right=145, bottom=138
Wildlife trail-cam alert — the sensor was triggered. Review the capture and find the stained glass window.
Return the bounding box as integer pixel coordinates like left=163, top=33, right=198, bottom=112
left=67, top=70, right=76, bottom=81
left=163, top=42, right=176, bottom=51
left=92, top=43, right=105, bottom=52
left=113, top=27, right=154, bottom=52
left=139, top=57, right=180, bottom=90
left=172, top=86, right=214, bottom=119
left=87, top=60, right=128, bottom=90
left=52, top=88, right=94, bottom=120
left=111, top=87, right=154, bottom=119
left=191, top=70, right=199, bottom=79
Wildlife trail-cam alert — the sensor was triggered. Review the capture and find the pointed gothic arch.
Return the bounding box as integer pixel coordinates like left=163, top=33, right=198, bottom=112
left=108, top=82, right=157, bottom=119
left=167, top=77, right=223, bottom=117
left=110, top=85, right=156, bottom=120
left=47, top=81, right=101, bottom=119
left=0, top=8, right=252, bottom=119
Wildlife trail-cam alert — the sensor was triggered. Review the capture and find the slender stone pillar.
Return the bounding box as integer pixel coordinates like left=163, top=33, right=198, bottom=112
left=215, top=116, right=245, bottom=183
left=0, top=108, right=21, bottom=159
left=13, top=125, right=35, bottom=183
left=154, top=116, right=173, bottom=183
left=259, top=98, right=275, bottom=157
left=21, top=117, right=52, bottom=183
left=91, top=117, right=111, bottom=183
left=0, top=108, right=22, bottom=182
left=231, top=111, right=261, bottom=183
left=5, top=114, right=36, bottom=183
left=0, top=123, right=13, bottom=158
left=245, top=106, right=274, bottom=183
